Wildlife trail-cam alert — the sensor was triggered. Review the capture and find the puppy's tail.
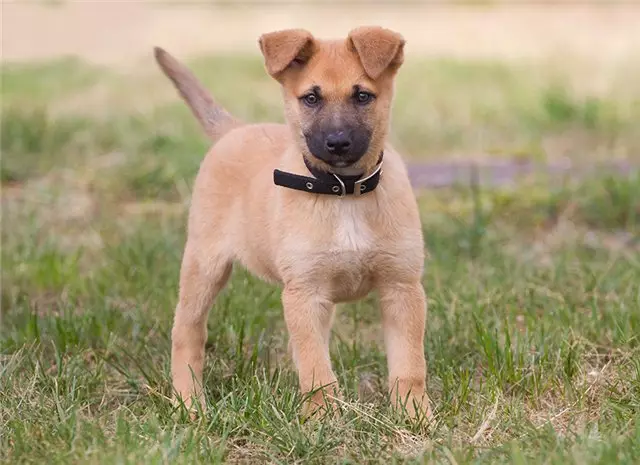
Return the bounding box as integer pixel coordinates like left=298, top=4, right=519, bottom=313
left=154, top=47, right=241, bottom=141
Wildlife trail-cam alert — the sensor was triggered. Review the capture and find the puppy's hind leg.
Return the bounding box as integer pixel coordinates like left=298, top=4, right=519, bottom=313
left=171, top=242, right=232, bottom=414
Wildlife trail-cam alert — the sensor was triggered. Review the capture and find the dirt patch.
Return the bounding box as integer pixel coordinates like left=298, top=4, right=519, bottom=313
left=3, top=3, right=640, bottom=66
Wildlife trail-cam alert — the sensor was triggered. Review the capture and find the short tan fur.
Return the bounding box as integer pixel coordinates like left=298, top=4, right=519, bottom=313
left=155, top=25, right=431, bottom=420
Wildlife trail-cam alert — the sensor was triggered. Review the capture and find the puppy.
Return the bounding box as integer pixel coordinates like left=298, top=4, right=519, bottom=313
left=155, top=26, right=431, bottom=420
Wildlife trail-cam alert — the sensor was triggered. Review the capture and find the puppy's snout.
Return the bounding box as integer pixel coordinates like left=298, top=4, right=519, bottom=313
left=325, top=132, right=352, bottom=156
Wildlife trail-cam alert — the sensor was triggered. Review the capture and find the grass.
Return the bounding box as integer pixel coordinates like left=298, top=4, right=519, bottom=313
left=1, top=54, right=639, bottom=185
left=1, top=53, right=639, bottom=463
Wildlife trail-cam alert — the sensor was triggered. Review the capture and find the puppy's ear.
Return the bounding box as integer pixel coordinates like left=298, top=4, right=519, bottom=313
left=348, top=26, right=405, bottom=79
left=258, top=29, right=315, bottom=78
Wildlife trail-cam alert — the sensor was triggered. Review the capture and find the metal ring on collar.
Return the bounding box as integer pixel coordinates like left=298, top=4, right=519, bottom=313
left=331, top=174, right=346, bottom=197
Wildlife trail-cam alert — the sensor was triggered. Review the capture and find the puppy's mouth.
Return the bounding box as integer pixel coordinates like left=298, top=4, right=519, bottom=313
left=303, top=130, right=371, bottom=169
left=307, top=151, right=363, bottom=169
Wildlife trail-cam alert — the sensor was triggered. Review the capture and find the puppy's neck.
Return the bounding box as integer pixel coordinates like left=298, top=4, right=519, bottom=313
left=301, top=152, right=383, bottom=180
left=331, top=165, right=366, bottom=177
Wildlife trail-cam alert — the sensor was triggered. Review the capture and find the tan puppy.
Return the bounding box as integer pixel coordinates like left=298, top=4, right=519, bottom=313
left=155, top=26, right=431, bottom=420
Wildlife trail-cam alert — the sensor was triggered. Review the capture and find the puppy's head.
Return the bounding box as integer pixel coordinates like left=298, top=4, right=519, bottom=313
left=259, top=26, right=405, bottom=173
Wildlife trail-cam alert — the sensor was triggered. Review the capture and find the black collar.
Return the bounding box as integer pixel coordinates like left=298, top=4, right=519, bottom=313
left=273, top=152, right=383, bottom=197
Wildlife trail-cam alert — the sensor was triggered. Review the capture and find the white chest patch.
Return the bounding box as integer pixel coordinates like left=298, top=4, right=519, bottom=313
left=332, top=200, right=373, bottom=251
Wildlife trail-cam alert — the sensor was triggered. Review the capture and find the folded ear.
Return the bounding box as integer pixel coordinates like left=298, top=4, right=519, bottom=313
left=258, top=29, right=315, bottom=78
left=347, top=26, right=405, bottom=79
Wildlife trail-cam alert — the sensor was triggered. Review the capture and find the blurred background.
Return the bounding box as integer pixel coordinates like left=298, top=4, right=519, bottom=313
left=3, top=0, right=639, bottom=319
left=3, top=1, right=639, bottom=236
left=2, top=4, right=640, bottom=463
left=3, top=2, right=639, bottom=184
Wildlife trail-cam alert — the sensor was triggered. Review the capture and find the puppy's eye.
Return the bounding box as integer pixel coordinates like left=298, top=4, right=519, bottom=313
left=302, top=93, right=320, bottom=107
left=355, top=91, right=374, bottom=105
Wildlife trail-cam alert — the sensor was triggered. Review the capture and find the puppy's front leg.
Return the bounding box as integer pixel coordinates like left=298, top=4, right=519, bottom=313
left=282, top=286, right=338, bottom=415
left=379, top=281, right=432, bottom=420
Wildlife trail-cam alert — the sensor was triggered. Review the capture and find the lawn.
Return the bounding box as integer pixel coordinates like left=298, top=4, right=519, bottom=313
left=1, top=53, right=639, bottom=464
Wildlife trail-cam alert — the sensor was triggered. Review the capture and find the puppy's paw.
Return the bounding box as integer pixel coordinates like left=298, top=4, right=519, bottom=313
left=406, top=394, right=433, bottom=421
left=172, top=392, right=206, bottom=421
left=301, top=386, right=341, bottom=420
left=391, top=392, right=434, bottom=429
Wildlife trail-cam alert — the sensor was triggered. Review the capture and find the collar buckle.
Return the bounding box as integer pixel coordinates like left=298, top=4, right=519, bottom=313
left=331, top=174, right=347, bottom=197
left=353, top=160, right=383, bottom=197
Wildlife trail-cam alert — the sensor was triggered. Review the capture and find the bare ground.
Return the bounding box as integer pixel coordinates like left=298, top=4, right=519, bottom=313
left=3, top=3, right=640, bottom=65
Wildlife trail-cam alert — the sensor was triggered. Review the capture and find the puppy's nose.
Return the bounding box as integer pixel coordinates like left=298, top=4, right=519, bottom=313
left=325, top=132, right=352, bottom=155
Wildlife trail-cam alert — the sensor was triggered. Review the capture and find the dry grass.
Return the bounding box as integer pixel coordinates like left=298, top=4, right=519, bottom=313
left=2, top=5, right=639, bottom=463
